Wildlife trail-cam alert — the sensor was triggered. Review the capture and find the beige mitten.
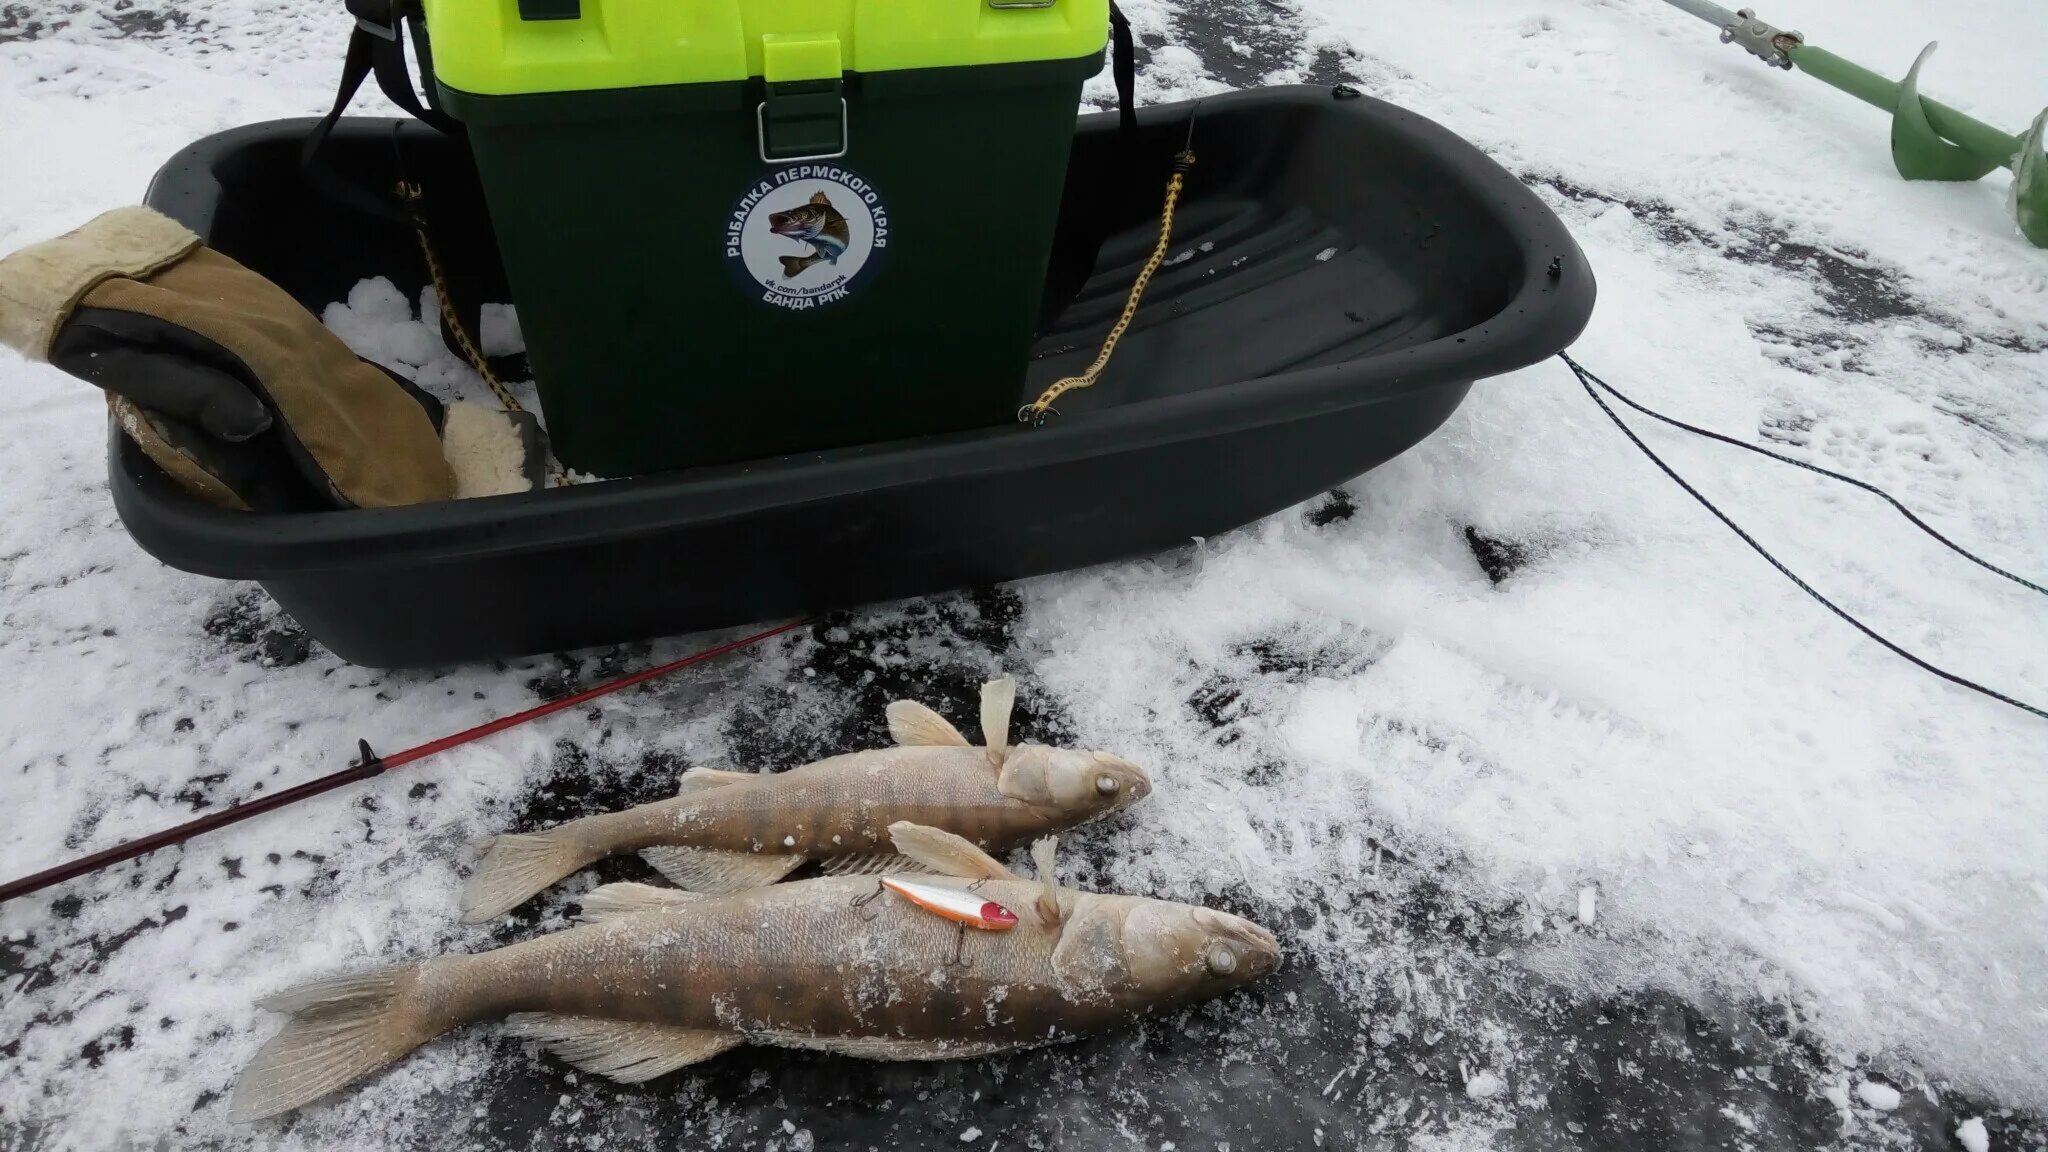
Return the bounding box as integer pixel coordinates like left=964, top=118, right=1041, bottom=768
left=0, top=205, right=541, bottom=510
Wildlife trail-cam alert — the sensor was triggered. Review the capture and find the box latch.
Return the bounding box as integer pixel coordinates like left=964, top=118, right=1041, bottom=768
left=759, top=33, right=847, bottom=163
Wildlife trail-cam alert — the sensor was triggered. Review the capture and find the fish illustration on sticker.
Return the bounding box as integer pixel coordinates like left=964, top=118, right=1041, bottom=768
left=768, top=192, right=850, bottom=281
left=724, top=167, right=888, bottom=309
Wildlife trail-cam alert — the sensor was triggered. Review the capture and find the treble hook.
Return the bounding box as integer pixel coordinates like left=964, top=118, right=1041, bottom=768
left=851, top=879, right=885, bottom=921
left=947, top=921, right=973, bottom=969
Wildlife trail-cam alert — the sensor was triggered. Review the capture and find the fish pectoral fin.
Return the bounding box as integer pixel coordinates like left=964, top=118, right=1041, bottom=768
left=639, top=846, right=806, bottom=894
left=979, top=677, right=1015, bottom=768
left=577, top=882, right=703, bottom=924
left=994, top=753, right=1047, bottom=803
left=1048, top=902, right=1121, bottom=1005
left=677, top=767, right=754, bottom=796
left=887, top=821, right=1019, bottom=881
left=755, top=1031, right=1035, bottom=1062
left=886, top=700, right=971, bottom=747
left=817, top=852, right=929, bottom=878
left=505, top=1014, right=741, bottom=1083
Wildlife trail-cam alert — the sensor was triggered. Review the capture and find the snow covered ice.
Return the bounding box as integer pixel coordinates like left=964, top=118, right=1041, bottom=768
left=3, top=0, right=2047, bottom=1150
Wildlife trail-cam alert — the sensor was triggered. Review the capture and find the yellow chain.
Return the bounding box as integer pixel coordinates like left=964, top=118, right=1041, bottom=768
left=1022, top=149, right=1195, bottom=425
left=396, top=181, right=574, bottom=487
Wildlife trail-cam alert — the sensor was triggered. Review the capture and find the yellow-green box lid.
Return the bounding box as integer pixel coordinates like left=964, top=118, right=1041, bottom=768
left=423, top=0, right=1111, bottom=97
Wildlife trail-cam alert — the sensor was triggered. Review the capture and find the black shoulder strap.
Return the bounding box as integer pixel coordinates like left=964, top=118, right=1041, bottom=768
left=301, top=0, right=462, bottom=224
left=1109, top=2, right=1137, bottom=147
left=1037, top=0, right=1137, bottom=331
left=303, top=0, right=524, bottom=376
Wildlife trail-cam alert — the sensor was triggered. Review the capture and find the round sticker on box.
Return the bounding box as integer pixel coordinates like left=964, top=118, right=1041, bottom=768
left=724, top=165, right=889, bottom=311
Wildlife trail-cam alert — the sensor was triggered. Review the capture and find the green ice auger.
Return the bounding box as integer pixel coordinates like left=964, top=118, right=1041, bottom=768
left=1662, top=0, right=2048, bottom=248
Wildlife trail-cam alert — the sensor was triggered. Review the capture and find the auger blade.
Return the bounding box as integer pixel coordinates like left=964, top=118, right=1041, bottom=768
left=2014, top=108, right=2048, bottom=248
left=1891, top=44, right=2002, bottom=183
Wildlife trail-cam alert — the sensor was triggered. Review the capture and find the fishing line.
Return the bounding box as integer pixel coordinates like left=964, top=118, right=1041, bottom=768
left=1560, top=352, right=2046, bottom=721
left=1570, top=354, right=2047, bottom=598
left=0, top=618, right=811, bottom=905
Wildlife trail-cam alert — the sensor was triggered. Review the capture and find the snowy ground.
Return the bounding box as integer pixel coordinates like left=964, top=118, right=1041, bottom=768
left=4, top=1, right=2047, bottom=1149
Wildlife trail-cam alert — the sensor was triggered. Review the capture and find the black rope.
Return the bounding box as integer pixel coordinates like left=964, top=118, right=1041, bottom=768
left=1560, top=352, right=2046, bottom=722
left=1569, top=355, right=2046, bottom=598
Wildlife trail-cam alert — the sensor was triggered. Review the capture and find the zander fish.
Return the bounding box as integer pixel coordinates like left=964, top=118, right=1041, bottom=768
left=231, top=824, right=1280, bottom=1122
left=768, top=191, right=849, bottom=280
left=458, top=678, right=1151, bottom=921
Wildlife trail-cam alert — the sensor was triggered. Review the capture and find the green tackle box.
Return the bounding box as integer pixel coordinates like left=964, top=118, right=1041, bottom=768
left=422, top=0, right=1109, bottom=476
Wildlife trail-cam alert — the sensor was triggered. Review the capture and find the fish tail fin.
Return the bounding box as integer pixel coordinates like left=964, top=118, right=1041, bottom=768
left=230, top=965, right=439, bottom=1123
left=779, top=254, right=816, bottom=278
left=460, top=828, right=599, bottom=923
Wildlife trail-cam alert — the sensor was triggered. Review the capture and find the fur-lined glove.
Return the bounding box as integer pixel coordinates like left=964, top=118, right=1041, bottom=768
left=0, top=206, right=542, bottom=510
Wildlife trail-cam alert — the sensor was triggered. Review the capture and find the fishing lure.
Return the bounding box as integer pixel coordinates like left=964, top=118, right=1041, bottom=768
left=881, top=875, right=1018, bottom=931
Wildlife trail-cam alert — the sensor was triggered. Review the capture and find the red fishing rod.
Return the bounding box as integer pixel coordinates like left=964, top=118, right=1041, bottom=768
left=0, top=619, right=809, bottom=905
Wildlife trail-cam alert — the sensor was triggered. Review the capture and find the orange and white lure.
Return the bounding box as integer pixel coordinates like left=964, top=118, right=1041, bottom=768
left=881, top=876, right=1019, bottom=931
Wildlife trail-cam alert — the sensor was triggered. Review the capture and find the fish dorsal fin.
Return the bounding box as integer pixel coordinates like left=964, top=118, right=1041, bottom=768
left=639, top=847, right=806, bottom=893
left=980, top=677, right=1015, bottom=768
left=577, top=882, right=702, bottom=924
left=677, top=767, right=754, bottom=796
left=1031, top=836, right=1062, bottom=928
left=886, top=700, right=970, bottom=748
left=818, top=853, right=928, bottom=878
left=809, top=191, right=831, bottom=206
left=504, top=1014, right=741, bottom=1082
left=888, top=821, right=1018, bottom=881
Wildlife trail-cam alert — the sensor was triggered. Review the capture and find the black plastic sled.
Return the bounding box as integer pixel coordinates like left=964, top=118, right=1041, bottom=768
left=114, top=85, right=1594, bottom=667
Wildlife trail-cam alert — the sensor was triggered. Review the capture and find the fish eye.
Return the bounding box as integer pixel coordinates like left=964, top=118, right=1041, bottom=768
left=1206, top=944, right=1238, bottom=976
left=1095, top=774, right=1120, bottom=796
